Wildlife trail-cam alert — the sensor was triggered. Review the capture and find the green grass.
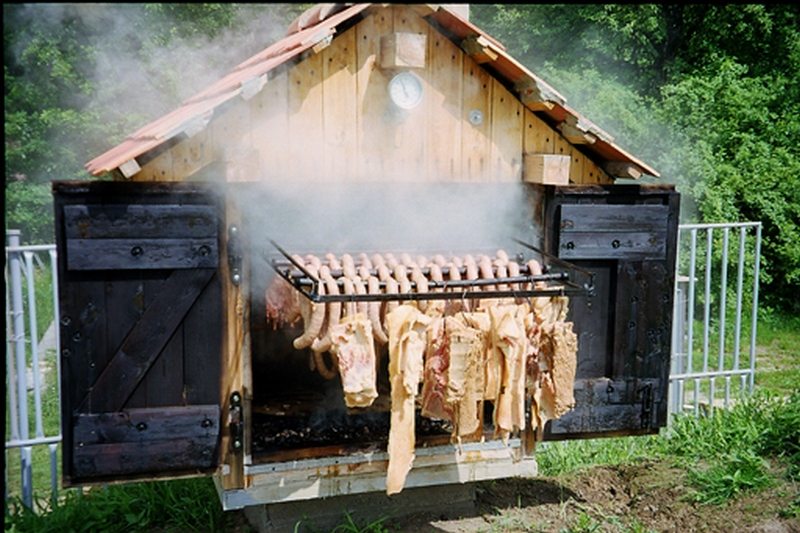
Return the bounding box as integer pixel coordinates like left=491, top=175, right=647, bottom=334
left=5, top=477, right=230, bottom=532
left=541, top=388, right=800, bottom=507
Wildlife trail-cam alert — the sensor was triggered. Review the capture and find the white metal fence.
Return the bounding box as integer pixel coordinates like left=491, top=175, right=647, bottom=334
left=4, top=223, right=762, bottom=508
left=5, top=230, right=62, bottom=510
left=669, top=222, right=762, bottom=416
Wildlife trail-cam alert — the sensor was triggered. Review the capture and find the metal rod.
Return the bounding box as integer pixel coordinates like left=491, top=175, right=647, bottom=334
left=512, top=237, right=595, bottom=288
left=703, top=230, right=713, bottom=407
left=687, top=229, right=697, bottom=375
left=678, top=222, right=761, bottom=230
left=749, top=224, right=761, bottom=393
left=298, top=286, right=584, bottom=304
left=733, top=228, right=745, bottom=386
left=718, top=228, right=729, bottom=373
left=5, top=263, right=20, bottom=442
left=670, top=368, right=753, bottom=380
left=50, top=249, right=64, bottom=440
left=702, top=229, right=712, bottom=374
left=49, top=443, right=59, bottom=506
left=4, top=244, right=57, bottom=253
left=5, top=435, right=63, bottom=449
left=24, top=251, right=44, bottom=438
left=670, top=227, right=684, bottom=417
left=289, top=272, right=568, bottom=288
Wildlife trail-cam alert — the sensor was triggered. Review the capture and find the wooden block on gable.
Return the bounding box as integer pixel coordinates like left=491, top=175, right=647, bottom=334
left=523, top=153, right=571, bottom=185
left=380, top=32, right=427, bottom=69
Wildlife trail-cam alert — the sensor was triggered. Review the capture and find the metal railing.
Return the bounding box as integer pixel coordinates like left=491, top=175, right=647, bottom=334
left=5, top=230, right=62, bottom=509
left=669, top=222, right=762, bottom=416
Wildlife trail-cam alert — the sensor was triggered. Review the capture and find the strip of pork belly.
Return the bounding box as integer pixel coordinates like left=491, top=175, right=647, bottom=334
left=509, top=304, right=531, bottom=433
left=488, top=304, right=528, bottom=442
left=447, top=315, right=484, bottom=440
left=538, top=307, right=578, bottom=421
left=523, top=308, right=544, bottom=440
left=330, top=313, right=378, bottom=408
left=386, top=304, right=431, bottom=496
left=420, top=317, right=452, bottom=422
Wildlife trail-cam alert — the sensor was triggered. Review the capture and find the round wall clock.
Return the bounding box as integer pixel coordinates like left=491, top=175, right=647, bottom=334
left=388, top=71, right=423, bottom=110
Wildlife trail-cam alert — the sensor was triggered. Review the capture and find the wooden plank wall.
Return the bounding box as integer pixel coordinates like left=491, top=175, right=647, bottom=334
left=135, top=5, right=610, bottom=185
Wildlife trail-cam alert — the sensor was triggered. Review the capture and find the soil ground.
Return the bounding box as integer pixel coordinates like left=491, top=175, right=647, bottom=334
left=226, top=458, right=798, bottom=532
left=381, top=460, right=800, bottom=533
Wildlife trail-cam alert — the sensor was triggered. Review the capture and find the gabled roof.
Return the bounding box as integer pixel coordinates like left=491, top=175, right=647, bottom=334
left=85, top=3, right=659, bottom=178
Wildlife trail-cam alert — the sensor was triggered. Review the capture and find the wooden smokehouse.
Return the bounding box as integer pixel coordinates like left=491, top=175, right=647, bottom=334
left=53, top=3, right=679, bottom=517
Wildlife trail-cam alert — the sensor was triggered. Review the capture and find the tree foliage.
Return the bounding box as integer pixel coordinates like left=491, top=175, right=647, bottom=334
left=473, top=4, right=800, bottom=313
left=4, top=4, right=799, bottom=312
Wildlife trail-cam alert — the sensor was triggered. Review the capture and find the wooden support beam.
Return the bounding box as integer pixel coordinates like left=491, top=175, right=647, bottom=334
left=460, top=35, right=498, bottom=64
left=118, top=158, right=141, bottom=179
left=557, top=122, right=597, bottom=145
left=603, top=161, right=643, bottom=180
left=523, top=153, right=571, bottom=185
left=563, top=113, right=614, bottom=143
left=515, top=78, right=565, bottom=111
left=240, top=75, right=267, bottom=101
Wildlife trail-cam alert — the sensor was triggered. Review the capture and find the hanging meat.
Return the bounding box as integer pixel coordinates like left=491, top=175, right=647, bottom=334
left=265, top=249, right=581, bottom=494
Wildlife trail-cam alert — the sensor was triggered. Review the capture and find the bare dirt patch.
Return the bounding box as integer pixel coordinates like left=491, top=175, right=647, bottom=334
left=381, top=460, right=799, bottom=532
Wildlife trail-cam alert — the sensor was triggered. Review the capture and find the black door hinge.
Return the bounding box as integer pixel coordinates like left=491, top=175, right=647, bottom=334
left=228, top=391, right=243, bottom=452
left=639, top=383, right=654, bottom=429
left=228, top=225, right=242, bottom=286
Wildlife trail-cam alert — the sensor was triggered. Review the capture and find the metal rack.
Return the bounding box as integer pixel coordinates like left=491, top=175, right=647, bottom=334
left=267, top=239, right=594, bottom=303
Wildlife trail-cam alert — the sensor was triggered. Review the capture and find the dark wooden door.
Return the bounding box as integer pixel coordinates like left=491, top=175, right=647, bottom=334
left=53, top=181, right=223, bottom=484
left=540, top=184, right=680, bottom=439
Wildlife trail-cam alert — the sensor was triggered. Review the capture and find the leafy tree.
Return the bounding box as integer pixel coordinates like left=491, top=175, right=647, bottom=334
left=4, top=3, right=306, bottom=243
left=473, top=4, right=800, bottom=313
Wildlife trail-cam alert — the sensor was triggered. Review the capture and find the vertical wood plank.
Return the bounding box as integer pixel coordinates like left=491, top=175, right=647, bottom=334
left=136, top=149, right=174, bottom=182
left=214, top=101, right=253, bottom=182
left=171, top=128, right=213, bottom=181
left=183, top=273, right=222, bottom=405
left=322, top=25, right=358, bottom=182
left=105, top=279, right=146, bottom=408
left=569, top=147, right=584, bottom=184
left=218, top=200, right=245, bottom=490
left=145, top=312, right=184, bottom=408
left=552, top=130, right=571, bottom=161
left=427, top=24, right=463, bottom=181
left=251, top=71, right=289, bottom=181
left=356, top=11, right=393, bottom=181
left=66, top=282, right=107, bottom=413
left=490, top=78, right=523, bottom=181
left=461, top=57, right=492, bottom=181
left=389, top=5, right=429, bottom=182
left=288, top=51, right=324, bottom=181
left=585, top=156, right=612, bottom=184
left=523, top=109, right=555, bottom=155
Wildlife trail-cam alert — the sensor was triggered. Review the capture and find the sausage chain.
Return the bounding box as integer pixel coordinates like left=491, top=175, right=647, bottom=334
left=270, top=251, right=547, bottom=378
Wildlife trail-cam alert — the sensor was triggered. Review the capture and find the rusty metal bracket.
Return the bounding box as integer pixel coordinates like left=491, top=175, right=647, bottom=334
left=227, top=226, right=242, bottom=286
left=228, top=391, right=243, bottom=452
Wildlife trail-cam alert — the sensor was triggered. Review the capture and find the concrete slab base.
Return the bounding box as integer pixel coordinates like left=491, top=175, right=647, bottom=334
left=243, top=482, right=477, bottom=532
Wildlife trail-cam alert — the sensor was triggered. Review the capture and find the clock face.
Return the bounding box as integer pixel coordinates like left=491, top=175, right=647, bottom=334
left=388, top=71, right=423, bottom=110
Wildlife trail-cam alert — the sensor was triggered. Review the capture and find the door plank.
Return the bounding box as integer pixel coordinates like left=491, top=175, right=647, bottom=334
left=80, top=268, right=215, bottom=412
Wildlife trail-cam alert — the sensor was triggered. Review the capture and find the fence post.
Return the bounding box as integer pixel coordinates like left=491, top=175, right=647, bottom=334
left=6, top=230, right=33, bottom=508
